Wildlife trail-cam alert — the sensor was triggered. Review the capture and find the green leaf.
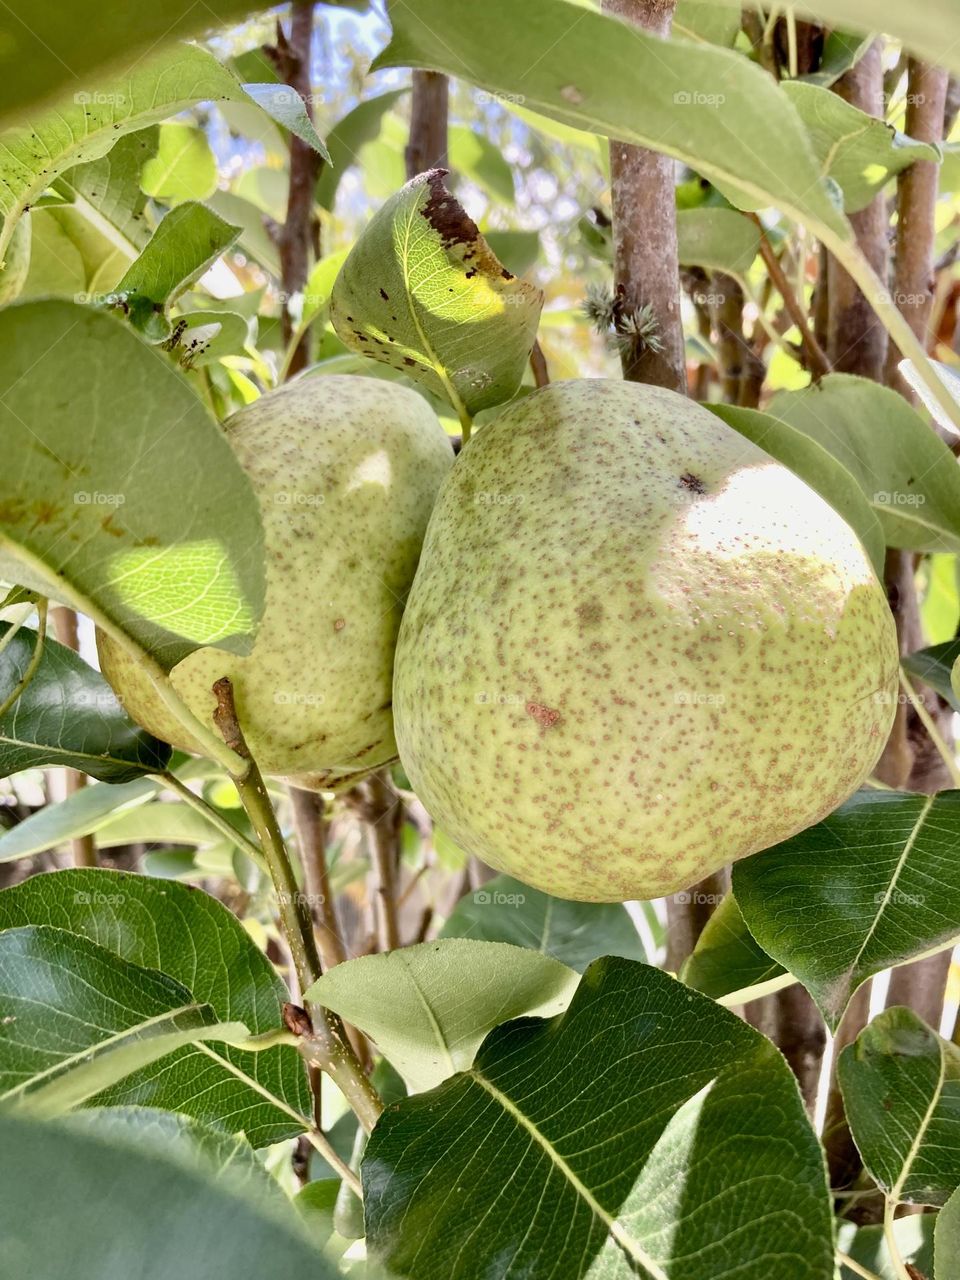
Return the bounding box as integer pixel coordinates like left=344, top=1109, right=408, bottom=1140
left=139, top=122, right=217, bottom=204
left=836, top=1216, right=935, bottom=1280
left=706, top=401, right=886, bottom=575
left=0, top=0, right=276, bottom=128
left=799, top=31, right=873, bottom=88
left=363, top=957, right=833, bottom=1280
left=91, top=801, right=226, bottom=849
left=903, top=640, right=960, bottom=714
left=782, top=81, right=941, bottom=213
left=449, top=125, right=515, bottom=203
left=0, top=868, right=311, bottom=1145
left=681, top=890, right=790, bottom=1004
left=0, top=300, right=265, bottom=669
left=164, top=309, right=251, bottom=369
left=0, top=776, right=162, bottom=862
left=305, top=939, right=578, bottom=1092
left=0, top=925, right=249, bottom=1117
left=767, top=375, right=960, bottom=553
left=734, top=790, right=960, bottom=1030
left=53, top=127, right=158, bottom=256
left=673, top=0, right=741, bottom=45
left=484, top=229, right=540, bottom=277
left=439, top=873, right=645, bottom=973
left=899, top=356, right=960, bottom=440
left=768, top=0, right=960, bottom=80
left=64, top=1105, right=291, bottom=1212
left=0, top=213, right=31, bottom=303
left=208, top=190, right=281, bottom=277
left=114, top=202, right=240, bottom=340
left=0, top=624, right=170, bottom=781
left=331, top=170, right=543, bottom=420
left=839, top=1007, right=960, bottom=1208
left=372, top=0, right=847, bottom=236
left=676, top=207, right=760, bottom=276
left=22, top=205, right=130, bottom=298
left=241, top=83, right=330, bottom=160
left=0, top=1111, right=334, bottom=1279
left=937, top=1186, right=960, bottom=1278
left=0, top=43, right=249, bottom=263
left=316, top=89, right=410, bottom=211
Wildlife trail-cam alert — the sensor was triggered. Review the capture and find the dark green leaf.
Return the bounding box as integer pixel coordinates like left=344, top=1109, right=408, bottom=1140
left=676, top=208, right=760, bottom=276
left=837, top=1215, right=935, bottom=1280
left=440, top=873, right=645, bottom=972
left=839, top=1006, right=960, bottom=1206
left=305, top=939, right=578, bottom=1092
left=799, top=31, right=873, bottom=88
left=0, top=623, right=169, bottom=781
left=363, top=957, right=833, bottom=1280
left=734, top=790, right=960, bottom=1029
left=937, top=1186, right=960, bottom=1278
left=0, top=869, right=310, bottom=1144
left=0, top=1111, right=333, bottom=1279
left=0, top=301, right=265, bottom=668
left=330, top=169, right=543, bottom=419
left=0, top=925, right=248, bottom=1115
left=680, top=890, right=789, bottom=1003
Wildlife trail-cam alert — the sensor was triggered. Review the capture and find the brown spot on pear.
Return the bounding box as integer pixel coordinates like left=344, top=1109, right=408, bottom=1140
left=393, top=379, right=898, bottom=901
left=99, top=375, right=453, bottom=790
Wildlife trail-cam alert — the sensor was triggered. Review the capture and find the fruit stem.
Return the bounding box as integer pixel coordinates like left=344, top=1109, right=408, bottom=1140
left=155, top=769, right=269, bottom=873
left=458, top=403, right=473, bottom=445
left=212, top=677, right=384, bottom=1133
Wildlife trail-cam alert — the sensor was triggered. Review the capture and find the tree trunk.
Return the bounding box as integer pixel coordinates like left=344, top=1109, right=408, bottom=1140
left=405, top=72, right=449, bottom=180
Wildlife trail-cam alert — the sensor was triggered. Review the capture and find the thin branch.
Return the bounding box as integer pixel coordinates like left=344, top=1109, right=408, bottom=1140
left=212, top=678, right=383, bottom=1133
left=288, top=785, right=347, bottom=969
left=836, top=1251, right=885, bottom=1280
left=749, top=215, right=831, bottom=377
left=366, top=770, right=403, bottom=952
left=155, top=770, right=268, bottom=871
left=272, top=2, right=322, bottom=378
left=49, top=606, right=97, bottom=869
left=529, top=339, right=550, bottom=388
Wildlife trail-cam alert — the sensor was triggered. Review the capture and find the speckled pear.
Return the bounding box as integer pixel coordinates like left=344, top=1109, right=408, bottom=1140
left=393, top=379, right=898, bottom=902
left=99, top=375, right=453, bottom=790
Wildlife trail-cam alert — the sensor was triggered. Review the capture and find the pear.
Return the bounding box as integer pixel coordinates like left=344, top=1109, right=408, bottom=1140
left=99, top=375, right=453, bottom=790
left=393, top=379, right=898, bottom=902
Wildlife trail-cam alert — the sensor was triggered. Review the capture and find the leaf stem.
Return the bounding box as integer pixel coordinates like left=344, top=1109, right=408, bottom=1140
left=835, top=1249, right=885, bottom=1280
left=458, top=402, right=473, bottom=445
left=883, top=1199, right=913, bottom=1280
left=303, top=1127, right=363, bottom=1197
left=0, top=598, right=47, bottom=720
left=154, top=769, right=269, bottom=873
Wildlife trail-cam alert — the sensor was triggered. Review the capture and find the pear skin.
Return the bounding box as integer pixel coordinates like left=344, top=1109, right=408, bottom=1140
left=99, top=375, right=453, bottom=789
left=394, top=379, right=898, bottom=901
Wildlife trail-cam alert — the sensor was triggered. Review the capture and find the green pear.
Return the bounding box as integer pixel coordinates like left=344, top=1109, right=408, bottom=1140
left=99, top=375, right=453, bottom=789
left=394, top=379, right=898, bottom=902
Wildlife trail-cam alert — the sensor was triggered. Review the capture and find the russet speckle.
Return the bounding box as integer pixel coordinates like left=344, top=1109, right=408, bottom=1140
left=99, top=375, right=453, bottom=790
left=393, top=379, right=899, bottom=902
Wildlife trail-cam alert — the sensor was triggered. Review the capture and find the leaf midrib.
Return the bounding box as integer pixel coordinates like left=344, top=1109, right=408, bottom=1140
left=470, top=1067, right=669, bottom=1280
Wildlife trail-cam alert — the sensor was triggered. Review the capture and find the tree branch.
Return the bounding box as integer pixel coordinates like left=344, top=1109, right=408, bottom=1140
left=602, top=0, right=686, bottom=392
left=405, top=71, right=449, bottom=180
left=289, top=786, right=348, bottom=969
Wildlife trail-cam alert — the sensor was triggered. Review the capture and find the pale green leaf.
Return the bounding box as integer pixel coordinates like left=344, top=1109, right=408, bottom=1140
left=330, top=170, right=543, bottom=419
left=140, top=122, right=217, bottom=204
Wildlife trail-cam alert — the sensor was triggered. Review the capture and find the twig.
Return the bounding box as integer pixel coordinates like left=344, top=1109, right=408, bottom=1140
left=48, top=606, right=97, bottom=869
left=883, top=1198, right=914, bottom=1280
left=289, top=786, right=347, bottom=969
left=366, top=770, right=403, bottom=952
left=212, top=678, right=383, bottom=1133
left=749, top=215, right=831, bottom=378
left=271, top=2, right=322, bottom=378
left=529, top=339, right=549, bottom=388
left=303, top=1128, right=363, bottom=1198
left=900, top=669, right=960, bottom=787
